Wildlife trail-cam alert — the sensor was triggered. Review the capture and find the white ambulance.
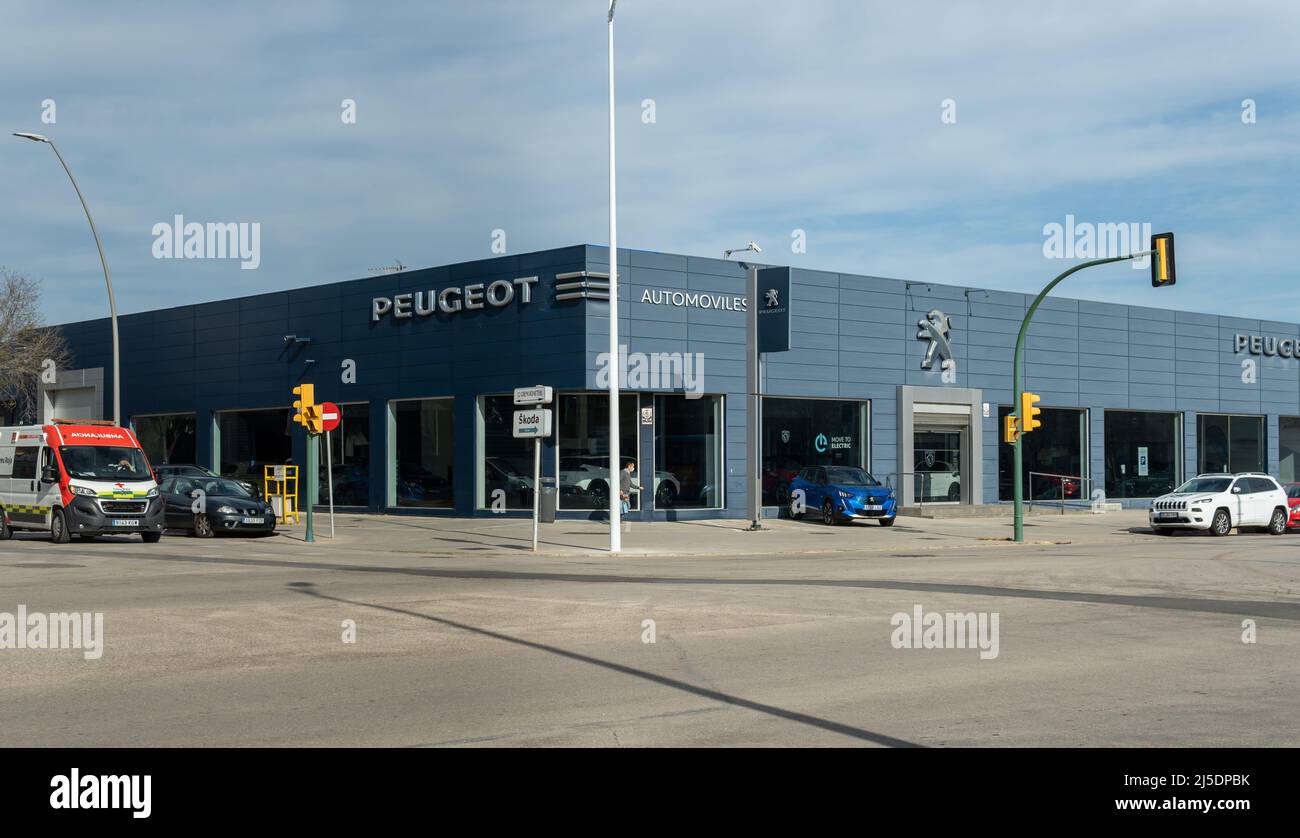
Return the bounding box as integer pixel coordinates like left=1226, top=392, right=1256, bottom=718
left=0, top=420, right=165, bottom=543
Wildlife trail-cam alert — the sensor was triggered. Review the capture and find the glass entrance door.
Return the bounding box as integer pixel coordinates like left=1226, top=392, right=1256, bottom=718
left=914, top=426, right=965, bottom=504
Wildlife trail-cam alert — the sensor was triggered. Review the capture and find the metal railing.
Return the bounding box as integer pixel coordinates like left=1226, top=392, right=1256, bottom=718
left=1027, top=471, right=1094, bottom=514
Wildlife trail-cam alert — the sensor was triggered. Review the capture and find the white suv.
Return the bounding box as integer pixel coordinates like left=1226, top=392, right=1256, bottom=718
left=1150, top=473, right=1290, bottom=536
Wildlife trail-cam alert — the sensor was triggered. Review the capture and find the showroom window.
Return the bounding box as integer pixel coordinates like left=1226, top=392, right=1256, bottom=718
left=392, top=398, right=454, bottom=508
left=1104, top=410, right=1181, bottom=498
left=998, top=406, right=1086, bottom=501
left=557, top=393, right=639, bottom=511
left=654, top=394, right=724, bottom=509
left=133, top=413, right=197, bottom=466
left=1198, top=414, right=1264, bottom=475
left=323, top=403, right=370, bottom=507
left=761, top=397, right=868, bottom=505
left=217, top=408, right=293, bottom=483
left=477, top=394, right=535, bottom=510
left=1280, top=417, right=1300, bottom=484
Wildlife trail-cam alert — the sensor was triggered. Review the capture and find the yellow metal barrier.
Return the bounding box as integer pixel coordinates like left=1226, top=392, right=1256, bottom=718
left=263, top=464, right=300, bottom=524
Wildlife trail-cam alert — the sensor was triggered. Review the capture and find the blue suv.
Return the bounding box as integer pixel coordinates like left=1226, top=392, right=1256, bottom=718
left=788, top=466, right=897, bottom=526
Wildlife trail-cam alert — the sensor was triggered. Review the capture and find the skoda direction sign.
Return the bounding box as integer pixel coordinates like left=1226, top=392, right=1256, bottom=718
left=513, top=385, right=553, bottom=406
left=513, top=409, right=553, bottom=438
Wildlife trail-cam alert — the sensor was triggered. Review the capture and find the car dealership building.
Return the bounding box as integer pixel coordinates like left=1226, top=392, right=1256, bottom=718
left=46, top=244, right=1300, bottom=519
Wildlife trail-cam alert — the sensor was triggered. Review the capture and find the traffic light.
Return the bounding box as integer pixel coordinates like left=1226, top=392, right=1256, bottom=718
left=1151, top=232, right=1175, bottom=287
left=1003, top=414, right=1020, bottom=444
left=292, top=384, right=321, bottom=434
left=1020, top=392, right=1042, bottom=434
left=304, top=404, right=324, bottom=435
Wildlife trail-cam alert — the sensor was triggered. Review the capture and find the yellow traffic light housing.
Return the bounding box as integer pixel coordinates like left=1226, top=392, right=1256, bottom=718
left=1020, top=392, right=1042, bottom=434
left=303, top=403, right=323, bottom=435
left=292, top=384, right=317, bottom=432
left=1151, top=232, right=1175, bottom=287
left=1003, top=414, right=1020, bottom=444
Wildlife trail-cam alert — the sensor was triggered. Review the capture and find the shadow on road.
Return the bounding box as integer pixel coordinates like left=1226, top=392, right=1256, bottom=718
left=286, top=581, right=923, bottom=748
left=113, top=549, right=1300, bottom=622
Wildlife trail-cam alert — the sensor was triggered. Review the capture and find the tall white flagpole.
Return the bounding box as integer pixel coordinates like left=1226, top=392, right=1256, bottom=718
left=607, top=0, right=621, bottom=552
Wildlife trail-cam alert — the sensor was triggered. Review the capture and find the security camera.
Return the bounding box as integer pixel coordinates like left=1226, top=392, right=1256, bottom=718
left=723, top=241, right=764, bottom=260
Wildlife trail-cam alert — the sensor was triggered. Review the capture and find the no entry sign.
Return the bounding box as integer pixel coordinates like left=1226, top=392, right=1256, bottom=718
left=318, top=402, right=341, bottom=433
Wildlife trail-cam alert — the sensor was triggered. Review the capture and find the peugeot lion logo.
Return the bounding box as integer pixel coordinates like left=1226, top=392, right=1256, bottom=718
left=765, top=288, right=780, bottom=307
left=780, top=429, right=791, bottom=443
left=917, top=309, right=954, bottom=371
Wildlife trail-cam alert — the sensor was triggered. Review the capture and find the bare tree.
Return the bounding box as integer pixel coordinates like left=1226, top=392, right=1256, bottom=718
left=0, top=268, right=71, bottom=423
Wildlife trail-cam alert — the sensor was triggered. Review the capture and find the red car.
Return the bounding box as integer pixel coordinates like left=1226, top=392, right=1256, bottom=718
left=1285, top=483, right=1300, bottom=530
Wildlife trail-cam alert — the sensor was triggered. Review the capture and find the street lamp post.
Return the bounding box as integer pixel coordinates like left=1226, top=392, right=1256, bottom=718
left=14, top=132, right=121, bottom=426
left=725, top=243, right=764, bottom=530
left=607, top=0, right=621, bottom=552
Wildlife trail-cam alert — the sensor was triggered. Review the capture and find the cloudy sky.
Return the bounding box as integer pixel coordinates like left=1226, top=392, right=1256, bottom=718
left=2, top=1, right=1297, bottom=324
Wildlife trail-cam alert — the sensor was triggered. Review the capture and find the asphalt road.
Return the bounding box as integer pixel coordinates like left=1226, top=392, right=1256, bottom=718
left=2, top=523, right=1298, bottom=747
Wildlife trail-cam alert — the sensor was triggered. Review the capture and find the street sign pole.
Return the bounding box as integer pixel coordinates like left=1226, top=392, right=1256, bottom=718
left=514, top=387, right=554, bottom=554
left=325, top=429, right=335, bottom=539
left=533, top=437, right=541, bottom=552
left=317, top=401, right=341, bottom=539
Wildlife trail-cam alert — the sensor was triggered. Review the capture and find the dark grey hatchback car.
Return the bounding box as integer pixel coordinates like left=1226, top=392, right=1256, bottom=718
left=159, top=475, right=277, bottom=538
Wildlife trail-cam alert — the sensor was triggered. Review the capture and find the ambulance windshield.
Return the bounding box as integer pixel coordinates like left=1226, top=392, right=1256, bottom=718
left=60, top=446, right=153, bottom=482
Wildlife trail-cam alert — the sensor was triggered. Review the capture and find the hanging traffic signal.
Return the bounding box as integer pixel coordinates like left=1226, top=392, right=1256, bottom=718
left=1151, top=232, right=1175, bottom=287
left=1003, top=414, right=1020, bottom=444
left=292, top=384, right=320, bottom=433
left=1020, top=392, right=1042, bottom=434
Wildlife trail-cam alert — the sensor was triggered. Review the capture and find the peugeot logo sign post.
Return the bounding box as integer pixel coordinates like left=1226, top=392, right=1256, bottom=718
left=756, top=267, right=791, bottom=354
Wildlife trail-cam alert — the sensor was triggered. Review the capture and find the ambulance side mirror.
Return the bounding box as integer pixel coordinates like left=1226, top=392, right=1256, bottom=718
left=42, top=465, right=57, bottom=483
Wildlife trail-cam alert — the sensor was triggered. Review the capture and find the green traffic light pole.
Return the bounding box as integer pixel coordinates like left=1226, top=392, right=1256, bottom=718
left=1011, top=250, right=1155, bottom=542
left=305, top=432, right=316, bottom=543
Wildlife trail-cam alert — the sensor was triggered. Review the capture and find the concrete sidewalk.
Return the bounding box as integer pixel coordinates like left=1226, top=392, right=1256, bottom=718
left=277, top=508, right=1159, bottom=558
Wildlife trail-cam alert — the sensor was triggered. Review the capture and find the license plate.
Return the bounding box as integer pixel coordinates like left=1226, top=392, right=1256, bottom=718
left=111, top=518, right=139, bottom=527
left=1157, top=511, right=1178, bottom=519
left=863, top=504, right=883, bottom=511
left=241, top=517, right=265, bottom=525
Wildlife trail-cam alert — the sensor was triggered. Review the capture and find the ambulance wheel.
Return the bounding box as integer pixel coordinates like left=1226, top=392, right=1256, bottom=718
left=0, top=508, right=10, bottom=540
left=50, top=509, right=72, bottom=544
left=141, top=532, right=162, bottom=544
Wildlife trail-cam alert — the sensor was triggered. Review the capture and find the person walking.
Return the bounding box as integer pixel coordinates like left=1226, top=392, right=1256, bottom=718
left=619, top=460, right=642, bottom=517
